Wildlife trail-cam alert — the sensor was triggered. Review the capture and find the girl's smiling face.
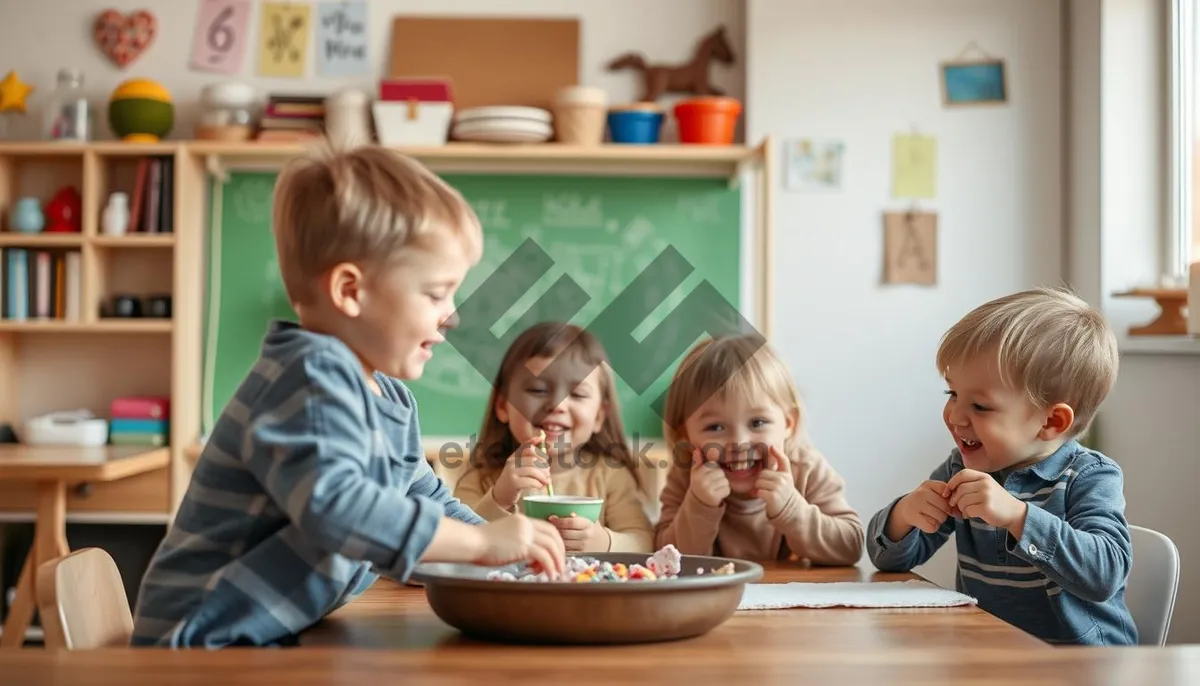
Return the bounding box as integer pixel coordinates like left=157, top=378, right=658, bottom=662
left=495, top=353, right=607, bottom=464
left=681, top=391, right=797, bottom=496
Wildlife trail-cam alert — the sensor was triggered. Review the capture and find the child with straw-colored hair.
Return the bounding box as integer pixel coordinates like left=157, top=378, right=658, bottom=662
left=131, top=145, right=565, bottom=648
left=867, top=286, right=1137, bottom=645
left=655, top=334, right=864, bottom=564
left=455, top=321, right=655, bottom=553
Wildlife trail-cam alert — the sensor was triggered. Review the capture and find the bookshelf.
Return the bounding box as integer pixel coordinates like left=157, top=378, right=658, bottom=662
left=0, top=143, right=203, bottom=522
left=0, top=139, right=770, bottom=522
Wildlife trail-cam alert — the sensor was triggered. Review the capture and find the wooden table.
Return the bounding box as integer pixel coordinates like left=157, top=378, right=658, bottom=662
left=2, top=645, right=1200, bottom=685
left=0, top=445, right=169, bottom=649
left=302, top=563, right=1049, bottom=651
left=0, top=563, right=1197, bottom=683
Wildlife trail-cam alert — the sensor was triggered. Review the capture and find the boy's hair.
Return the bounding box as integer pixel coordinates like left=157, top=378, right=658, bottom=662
left=470, top=321, right=640, bottom=489
left=936, top=286, right=1118, bottom=437
left=271, top=143, right=482, bottom=306
left=662, top=334, right=809, bottom=465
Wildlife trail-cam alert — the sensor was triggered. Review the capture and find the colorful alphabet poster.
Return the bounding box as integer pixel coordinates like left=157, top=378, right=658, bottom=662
left=189, top=0, right=252, bottom=74
left=316, top=1, right=369, bottom=77
left=258, top=2, right=311, bottom=77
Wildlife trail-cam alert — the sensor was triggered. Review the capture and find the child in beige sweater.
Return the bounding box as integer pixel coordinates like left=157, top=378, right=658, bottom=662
left=454, top=322, right=654, bottom=553
left=655, top=335, right=864, bottom=564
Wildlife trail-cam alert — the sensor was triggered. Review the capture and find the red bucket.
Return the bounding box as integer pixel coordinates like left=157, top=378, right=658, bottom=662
left=674, top=96, right=742, bottom=145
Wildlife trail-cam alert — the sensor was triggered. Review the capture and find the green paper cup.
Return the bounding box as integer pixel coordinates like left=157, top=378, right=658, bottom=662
left=522, top=495, right=604, bottom=522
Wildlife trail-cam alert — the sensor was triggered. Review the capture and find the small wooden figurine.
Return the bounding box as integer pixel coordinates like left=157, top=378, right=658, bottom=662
left=606, top=25, right=736, bottom=103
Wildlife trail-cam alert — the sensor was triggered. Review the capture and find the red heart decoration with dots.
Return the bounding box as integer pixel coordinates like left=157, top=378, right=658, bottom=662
left=93, top=9, right=156, bottom=69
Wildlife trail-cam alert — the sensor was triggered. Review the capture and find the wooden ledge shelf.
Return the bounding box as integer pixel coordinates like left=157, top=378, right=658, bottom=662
left=0, top=320, right=172, bottom=334
left=90, top=235, right=175, bottom=248
left=0, top=139, right=767, bottom=188
left=0, top=234, right=174, bottom=248
left=193, top=140, right=765, bottom=188
left=0, top=233, right=84, bottom=247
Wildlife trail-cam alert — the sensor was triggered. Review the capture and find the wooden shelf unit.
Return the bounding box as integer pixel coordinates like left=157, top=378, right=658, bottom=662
left=0, top=139, right=771, bottom=521
left=0, top=143, right=203, bottom=521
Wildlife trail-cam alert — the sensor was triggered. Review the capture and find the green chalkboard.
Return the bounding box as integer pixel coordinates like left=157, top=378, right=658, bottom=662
left=203, top=172, right=743, bottom=439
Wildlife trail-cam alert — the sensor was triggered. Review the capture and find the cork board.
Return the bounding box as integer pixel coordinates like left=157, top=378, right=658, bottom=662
left=387, top=16, right=579, bottom=111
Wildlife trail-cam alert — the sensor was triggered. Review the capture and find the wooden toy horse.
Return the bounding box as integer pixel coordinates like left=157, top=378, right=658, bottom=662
left=606, top=25, right=736, bottom=103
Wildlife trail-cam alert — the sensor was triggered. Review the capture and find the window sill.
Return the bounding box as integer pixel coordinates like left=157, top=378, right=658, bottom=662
left=1118, top=334, right=1200, bottom=356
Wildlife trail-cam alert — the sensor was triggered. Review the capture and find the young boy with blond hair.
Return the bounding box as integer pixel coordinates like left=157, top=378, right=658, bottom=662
left=867, top=286, right=1137, bottom=646
left=131, top=145, right=565, bottom=648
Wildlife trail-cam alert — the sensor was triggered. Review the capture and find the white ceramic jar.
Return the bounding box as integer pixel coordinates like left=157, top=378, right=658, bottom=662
left=102, top=192, right=129, bottom=236
left=197, top=83, right=255, bottom=141
left=325, top=88, right=372, bottom=147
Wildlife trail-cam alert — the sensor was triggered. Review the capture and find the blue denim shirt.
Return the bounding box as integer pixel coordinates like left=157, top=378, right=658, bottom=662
left=866, top=440, right=1137, bottom=646
left=131, top=321, right=483, bottom=648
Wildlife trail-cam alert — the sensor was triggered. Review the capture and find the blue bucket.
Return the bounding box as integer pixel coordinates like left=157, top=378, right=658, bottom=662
left=607, top=109, right=664, bottom=144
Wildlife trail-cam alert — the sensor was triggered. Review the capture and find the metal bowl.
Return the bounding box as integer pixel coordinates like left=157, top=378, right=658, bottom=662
left=410, top=553, right=763, bottom=645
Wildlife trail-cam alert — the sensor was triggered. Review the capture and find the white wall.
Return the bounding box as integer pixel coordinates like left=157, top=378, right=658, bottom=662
left=0, top=0, right=745, bottom=141
left=746, top=0, right=1065, bottom=584
left=1069, top=0, right=1200, bottom=644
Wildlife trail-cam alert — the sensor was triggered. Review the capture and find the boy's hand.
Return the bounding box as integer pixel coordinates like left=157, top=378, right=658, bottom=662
left=753, top=445, right=797, bottom=518
left=944, top=469, right=1028, bottom=537
left=689, top=448, right=730, bottom=508
left=492, top=436, right=551, bottom=509
left=474, top=514, right=566, bottom=577
left=887, top=480, right=953, bottom=540
left=549, top=514, right=609, bottom=552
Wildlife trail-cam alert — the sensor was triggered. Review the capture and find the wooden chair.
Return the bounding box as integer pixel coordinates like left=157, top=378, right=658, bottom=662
left=35, top=548, right=133, bottom=650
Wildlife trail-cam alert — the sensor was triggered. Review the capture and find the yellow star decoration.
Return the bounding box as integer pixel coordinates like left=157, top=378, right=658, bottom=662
left=0, top=71, right=34, bottom=114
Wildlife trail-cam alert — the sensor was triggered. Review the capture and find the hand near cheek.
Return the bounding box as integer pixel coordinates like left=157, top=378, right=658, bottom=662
left=689, top=448, right=731, bottom=508
left=945, top=469, right=1027, bottom=533
left=753, top=445, right=798, bottom=519
left=549, top=514, right=609, bottom=552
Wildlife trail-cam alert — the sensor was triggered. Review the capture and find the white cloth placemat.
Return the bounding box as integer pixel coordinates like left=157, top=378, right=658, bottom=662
left=737, top=580, right=978, bottom=610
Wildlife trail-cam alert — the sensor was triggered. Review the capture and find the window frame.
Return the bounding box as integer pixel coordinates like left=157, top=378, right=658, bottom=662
left=1168, top=0, right=1196, bottom=283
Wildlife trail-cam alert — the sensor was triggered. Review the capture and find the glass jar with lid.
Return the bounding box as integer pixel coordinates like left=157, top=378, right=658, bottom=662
left=43, top=68, right=92, bottom=142
left=197, top=83, right=255, bottom=141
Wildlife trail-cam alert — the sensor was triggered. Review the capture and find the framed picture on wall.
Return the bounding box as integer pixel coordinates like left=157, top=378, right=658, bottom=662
left=940, top=58, right=1007, bottom=107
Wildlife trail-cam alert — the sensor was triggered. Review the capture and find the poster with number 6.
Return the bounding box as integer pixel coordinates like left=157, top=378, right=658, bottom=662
left=189, top=0, right=251, bottom=74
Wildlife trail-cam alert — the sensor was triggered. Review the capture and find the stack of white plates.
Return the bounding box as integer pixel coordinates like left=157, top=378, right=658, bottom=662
left=452, top=106, right=553, bottom=143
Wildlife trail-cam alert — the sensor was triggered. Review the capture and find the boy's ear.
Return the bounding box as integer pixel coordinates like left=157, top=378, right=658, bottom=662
left=1038, top=403, right=1075, bottom=440
left=327, top=262, right=364, bottom=317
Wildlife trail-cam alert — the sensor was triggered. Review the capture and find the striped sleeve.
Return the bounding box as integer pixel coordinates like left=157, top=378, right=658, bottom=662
left=1008, top=460, right=1134, bottom=603
left=866, top=455, right=956, bottom=572
left=382, top=376, right=485, bottom=526
left=243, top=349, right=445, bottom=581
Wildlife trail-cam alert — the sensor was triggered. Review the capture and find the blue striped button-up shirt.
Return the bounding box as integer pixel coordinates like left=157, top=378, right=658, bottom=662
left=131, top=320, right=483, bottom=648
left=866, top=440, right=1137, bottom=646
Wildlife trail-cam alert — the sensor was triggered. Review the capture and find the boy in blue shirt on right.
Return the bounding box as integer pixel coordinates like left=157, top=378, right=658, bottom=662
left=867, top=287, right=1138, bottom=646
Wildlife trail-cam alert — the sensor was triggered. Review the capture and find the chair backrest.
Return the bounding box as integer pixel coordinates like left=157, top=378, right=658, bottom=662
left=35, top=548, right=133, bottom=650
left=1127, top=524, right=1180, bottom=646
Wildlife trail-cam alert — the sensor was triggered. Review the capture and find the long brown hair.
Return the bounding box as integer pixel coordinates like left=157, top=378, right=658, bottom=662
left=469, top=321, right=640, bottom=489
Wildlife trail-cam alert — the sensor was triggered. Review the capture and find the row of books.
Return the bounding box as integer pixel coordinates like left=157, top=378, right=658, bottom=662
left=127, top=155, right=175, bottom=234
left=257, top=93, right=325, bottom=142
left=1, top=248, right=81, bottom=321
